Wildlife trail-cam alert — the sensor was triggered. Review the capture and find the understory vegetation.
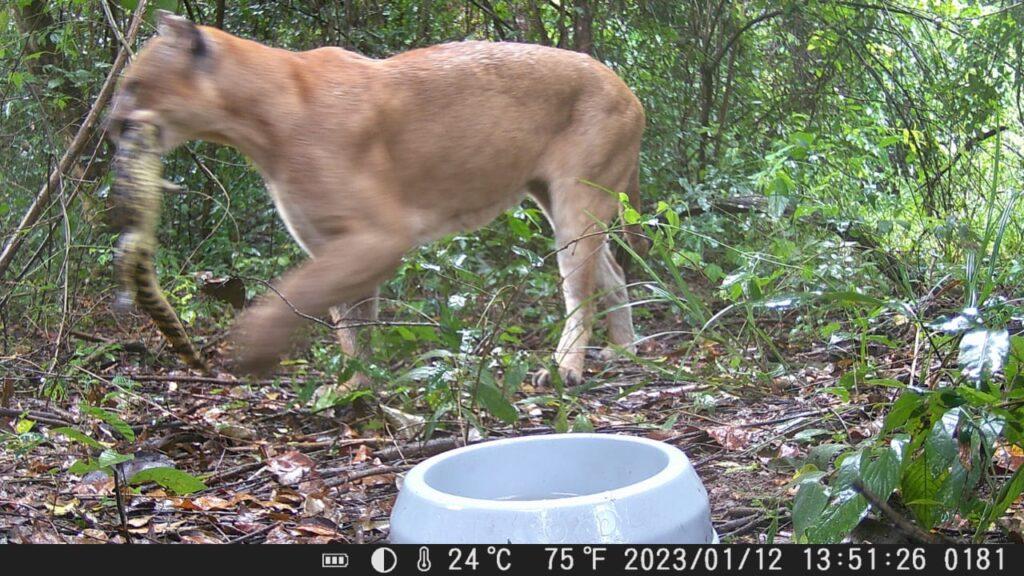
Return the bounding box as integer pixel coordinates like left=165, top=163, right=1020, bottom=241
left=2, top=0, right=1023, bottom=544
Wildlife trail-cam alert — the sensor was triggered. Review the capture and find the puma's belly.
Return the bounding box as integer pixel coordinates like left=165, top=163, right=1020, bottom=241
left=265, top=181, right=321, bottom=255
left=407, top=193, right=526, bottom=244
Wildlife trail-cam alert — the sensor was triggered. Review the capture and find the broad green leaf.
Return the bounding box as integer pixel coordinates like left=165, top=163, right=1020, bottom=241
left=901, top=457, right=943, bottom=529
left=554, top=406, right=569, bottom=433
left=807, top=444, right=846, bottom=470
left=98, top=449, right=134, bottom=469
left=68, top=450, right=133, bottom=476
left=502, top=361, right=528, bottom=395
left=924, top=409, right=960, bottom=474
left=958, top=328, right=1009, bottom=387
left=571, top=414, right=594, bottom=433
left=934, top=462, right=969, bottom=519
left=80, top=404, right=135, bottom=442
left=883, top=391, right=923, bottom=433
left=476, top=381, right=517, bottom=424
left=129, top=467, right=206, bottom=495
left=15, top=418, right=34, bottom=435
left=956, top=384, right=999, bottom=406
left=68, top=459, right=102, bottom=475
left=819, top=291, right=886, bottom=308
left=860, top=447, right=901, bottom=499
left=792, top=481, right=828, bottom=541
left=833, top=450, right=863, bottom=491
left=807, top=489, right=867, bottom=544
left=51, top=427, right=105, bottom=449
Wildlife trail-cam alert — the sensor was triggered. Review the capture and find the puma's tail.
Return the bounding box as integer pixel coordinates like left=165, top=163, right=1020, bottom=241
left=113, top=123, right=206, bottom=370
left=622, top=162, right=650, bottom=258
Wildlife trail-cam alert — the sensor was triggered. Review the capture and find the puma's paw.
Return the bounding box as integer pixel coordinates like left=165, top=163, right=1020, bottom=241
left=532, top=366, right=583, bottom=389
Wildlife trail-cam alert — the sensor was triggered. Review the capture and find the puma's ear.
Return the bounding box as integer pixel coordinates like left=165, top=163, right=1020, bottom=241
left=156, top=10, right=207, bottom=58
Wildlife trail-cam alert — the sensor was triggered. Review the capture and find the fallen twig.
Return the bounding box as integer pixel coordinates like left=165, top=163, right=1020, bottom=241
left=323, top=464, right=411, bottom=488
left=376, top=435, right=472, bottom=462
left=0, top=407, right=72, bottom=427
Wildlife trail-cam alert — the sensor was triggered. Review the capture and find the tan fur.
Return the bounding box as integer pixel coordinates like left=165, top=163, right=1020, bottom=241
left=109, top=12, right=647, bottom=385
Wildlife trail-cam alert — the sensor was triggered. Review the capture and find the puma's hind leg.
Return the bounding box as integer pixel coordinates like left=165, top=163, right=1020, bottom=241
left=596, top=242, right=637, bottom=361
left=532, top=176, right=622, bottom=388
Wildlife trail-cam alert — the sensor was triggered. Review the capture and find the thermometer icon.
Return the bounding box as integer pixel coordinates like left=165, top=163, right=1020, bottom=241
left=417, top=547, right=432, bottom=572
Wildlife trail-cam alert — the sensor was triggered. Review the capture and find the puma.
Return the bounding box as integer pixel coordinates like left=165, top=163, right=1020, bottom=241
left=108, top=11, right=648, bottom=387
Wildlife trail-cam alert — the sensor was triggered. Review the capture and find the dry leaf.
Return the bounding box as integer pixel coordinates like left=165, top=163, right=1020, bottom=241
left=268, top=450, right=316, bottom=485
left=707, top=425, right=752, bottom=451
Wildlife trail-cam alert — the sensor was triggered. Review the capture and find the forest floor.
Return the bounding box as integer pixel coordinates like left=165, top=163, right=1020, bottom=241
left=0, top=296, right=1015, bottom=544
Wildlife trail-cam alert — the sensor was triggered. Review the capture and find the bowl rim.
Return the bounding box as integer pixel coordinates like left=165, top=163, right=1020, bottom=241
left=401, top=433, right=691, bottom=511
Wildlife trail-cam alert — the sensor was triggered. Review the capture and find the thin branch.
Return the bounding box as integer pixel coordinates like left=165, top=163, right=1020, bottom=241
left=100, top=0, right=134, bottom=58
left=242, top=277, right=439, bottom=331
left=709, top=8, right=785, bottom=69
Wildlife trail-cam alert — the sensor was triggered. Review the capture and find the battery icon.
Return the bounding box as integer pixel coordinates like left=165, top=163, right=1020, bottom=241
left=322, top=553, right=349, bottom=568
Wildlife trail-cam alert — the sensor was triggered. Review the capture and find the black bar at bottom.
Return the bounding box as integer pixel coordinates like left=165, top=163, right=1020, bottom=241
left=0, top=544, right=1018, bottom=575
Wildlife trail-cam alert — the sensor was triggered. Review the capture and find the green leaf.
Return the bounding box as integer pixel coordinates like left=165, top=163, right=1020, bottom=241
left=80, top=404, right=135, bottom=442
left=860, top=447, right=901, bottom=499
left=476, top=381, right=517, bottom=424
left=1006, top=335, right=1024, bottom=386
left=793, top=481, right=829, bottom=541
left=554, top=406, right=569, bottom=433
left=502, top=361, right=528, bottom=395
left=807, top=443, right=846, bottom=470
left=622, top=207, right=641, bottom=224
left=958, top=328, right=1010, bottom=387
left=51, top=427, right=105, bottom=449
left=571, top=413, right=594, bottom=432
left=153, top=0, right=180, bottom=13
left=68, top=450, right=133, bottom=476
left=129, top=467, right=206, bottom=495
left=98, top=449, right=134, bottom=469
left=924, top=409, right=960, bottom=474
left=807, top=490, right=868, bottom=544
left=818, top=291, right=886, bottom=308
left=884, top=391, right=923, bottom=433
left=956, top=384, right=999, bottom=407
left=68, top=459, right=102, bottom=475
left=902, top=457, right=943, bottom=529
left=15, top=418, right=34, bottom=435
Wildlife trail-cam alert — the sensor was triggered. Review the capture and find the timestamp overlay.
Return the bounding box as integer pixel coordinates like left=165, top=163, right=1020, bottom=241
left=356, top=544, right=1011, bottom=575
left=6, top=543, right=1018, bottom=574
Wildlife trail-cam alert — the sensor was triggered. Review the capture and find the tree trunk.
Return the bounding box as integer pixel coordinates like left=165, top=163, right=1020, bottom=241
left=572, top=0, right=594, bottom=54
left=215, top=0, right=226, bottom=29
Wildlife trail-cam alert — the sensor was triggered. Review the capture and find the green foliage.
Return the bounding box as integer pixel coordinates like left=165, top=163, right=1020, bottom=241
left=128, top=467, right=207, bottom=495
left=53, top=395, right=207, bottom=495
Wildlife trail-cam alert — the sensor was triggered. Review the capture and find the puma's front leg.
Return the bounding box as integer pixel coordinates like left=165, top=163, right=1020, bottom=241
left=232, top=232, right=406, bottom=377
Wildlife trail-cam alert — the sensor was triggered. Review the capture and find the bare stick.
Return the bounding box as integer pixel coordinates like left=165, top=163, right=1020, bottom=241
left=0, top=0, right=148, bottom=280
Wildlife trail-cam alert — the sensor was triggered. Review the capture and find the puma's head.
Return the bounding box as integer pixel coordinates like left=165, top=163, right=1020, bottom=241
left=107, top=11, right=222, bottom=151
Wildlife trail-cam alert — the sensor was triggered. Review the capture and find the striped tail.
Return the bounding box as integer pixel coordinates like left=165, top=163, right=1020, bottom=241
left=113, top=123, right=206, bottom=371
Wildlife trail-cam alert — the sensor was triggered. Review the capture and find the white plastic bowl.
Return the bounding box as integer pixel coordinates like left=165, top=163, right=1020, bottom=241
left=389, top=433, right=716, bottom=544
